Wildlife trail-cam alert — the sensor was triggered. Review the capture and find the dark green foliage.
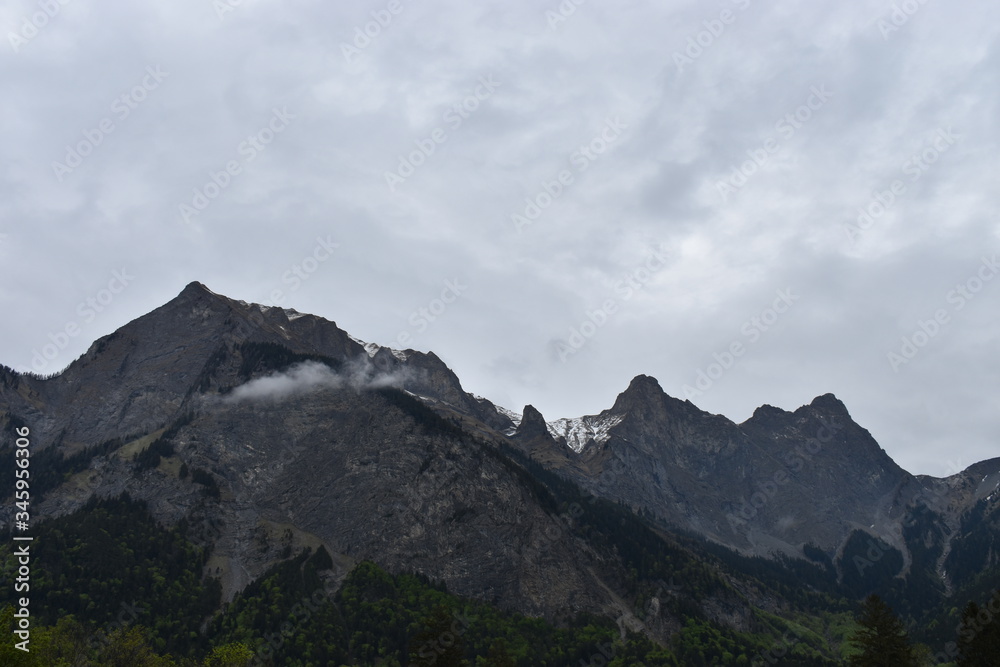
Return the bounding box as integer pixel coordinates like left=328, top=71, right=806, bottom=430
left=672, top=616, right=841, bottom=666
left=162, top=410, right=195, bottom=439
left=204, top=641, right=255, bottom=666
left=838, top=530, right=904, bottom=598
left=946, top=499, right=1000, bottom=589
left=804, top=542, right=835, bottom=570
left=957, top=590, right=1000, bottom=666
left=0, top=434, right=129, bottom=502
left=688, top=535, right=848, bottom=612
left=92, top=330, right=120, bottom=357
left=133, top=412, right=194, bottom=470
left=408, top=605, right=465, bottom=666
left=891, top=505, right=948, bottom=626
left=311, top=544, right=333, bottom=571
left=209, top=548, right=340, bottom=664
left=134, top=437, right=175, bottom=470
left=849, top=594, right=917, bottom=666
left=481, top=638, right=517, bottom=666
left=209, top=558, right=676, bottom=666
left=191, top=467, right=221, bottom=499
left=2, top=411, right=28, bottom=434
left=0, top=485, right=854, bottom=665
left=0, top=364, right=20, bottom=389
left=192, top=345, right=229, bottom=395
left=0, top=494, right=220, bottom=658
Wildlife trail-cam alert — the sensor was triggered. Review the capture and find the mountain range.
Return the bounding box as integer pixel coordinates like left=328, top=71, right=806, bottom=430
left=2, top=281, right=998, bottom=664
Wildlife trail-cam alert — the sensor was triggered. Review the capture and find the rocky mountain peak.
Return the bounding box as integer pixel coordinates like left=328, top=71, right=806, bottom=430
left=627, top=373, right=663, bottom=393
left=744, top=403, right=791, bottom=429
left=743, top=393, right=852, bottom=430
left=751, top=404, right=788, bottom=418
left=180, top=279, right=213, bottom=295
left=171, top=280, right=233, bottom=311
left=515, top=404, right=552, bottom=441
left=804, top=392, right=851, bottom=418
left=608, top=373, right=695, bottom=423
left=610, top=374, right=664, bottom=409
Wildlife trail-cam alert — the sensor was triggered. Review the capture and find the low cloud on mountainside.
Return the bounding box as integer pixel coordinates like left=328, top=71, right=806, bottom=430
left=222, top=359, right=407, bottom=404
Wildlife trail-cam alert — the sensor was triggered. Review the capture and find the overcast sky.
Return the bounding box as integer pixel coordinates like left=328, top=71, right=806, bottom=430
left=2, top=0, right=998, bottom=476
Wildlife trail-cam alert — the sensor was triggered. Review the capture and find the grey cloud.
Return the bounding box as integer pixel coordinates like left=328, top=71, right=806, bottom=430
left=222, top=359, right=409, bottom=404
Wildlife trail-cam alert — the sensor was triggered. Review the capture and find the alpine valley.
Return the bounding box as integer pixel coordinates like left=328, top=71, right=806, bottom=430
left=1, top=282, right=998, bottom=665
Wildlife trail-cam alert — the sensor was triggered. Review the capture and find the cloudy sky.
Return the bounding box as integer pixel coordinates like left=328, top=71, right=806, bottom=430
left=2, top=0, right=997, bottom=476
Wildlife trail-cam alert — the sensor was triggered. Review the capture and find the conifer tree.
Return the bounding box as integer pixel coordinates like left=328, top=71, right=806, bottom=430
left=408, top=605, right=466, bottom=667
left=957, top=590, right=1000, bottom=666
left=849, top=594, right=916, bottom=667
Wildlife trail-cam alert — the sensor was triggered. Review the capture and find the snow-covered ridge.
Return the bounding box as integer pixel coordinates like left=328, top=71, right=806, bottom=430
left=490, top=404, right=523, bottom=437
left=546, top=414, right=624, bottom=453
left=491, top=401, right=623, bottom=452
left=347, top=335, right=409, bottom=361
left=237, top=300, right=309, bottom=322
left=494, top=405, right=522, bottom=427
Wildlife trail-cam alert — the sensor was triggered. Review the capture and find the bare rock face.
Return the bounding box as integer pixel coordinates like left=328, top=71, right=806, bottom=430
left=510, top=372, right=998, bottom=585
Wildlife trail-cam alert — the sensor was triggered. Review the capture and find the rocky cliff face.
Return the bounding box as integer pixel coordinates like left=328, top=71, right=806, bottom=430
left=508, top=373, right=999, bottom=596
left=510, top=375, right=907, bottom=555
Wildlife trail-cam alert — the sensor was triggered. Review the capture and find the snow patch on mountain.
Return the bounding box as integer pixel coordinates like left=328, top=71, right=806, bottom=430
left=492, top=405, right=522, bottom=436
left=240, top=301, right=309, bottom=322
left=348, top=335, right=409, bottom=361
left=494, top=405, right=522, bottom=427
left=348, top=336, right=379, bottom=358
left=546, top=414, right=624, bottom=453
